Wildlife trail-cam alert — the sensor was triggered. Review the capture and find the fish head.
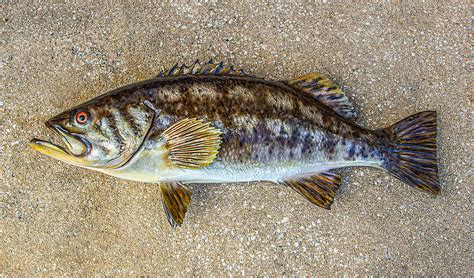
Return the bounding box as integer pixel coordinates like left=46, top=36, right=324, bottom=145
left=30, top=98, right=153, bottom=169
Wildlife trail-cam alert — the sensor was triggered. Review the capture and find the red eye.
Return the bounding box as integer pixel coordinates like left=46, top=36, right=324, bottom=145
left=75, top=111, right=89, bottom=125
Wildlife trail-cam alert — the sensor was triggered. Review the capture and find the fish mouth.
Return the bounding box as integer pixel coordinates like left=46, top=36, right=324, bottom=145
left=29, top=121, right=91, bottom=164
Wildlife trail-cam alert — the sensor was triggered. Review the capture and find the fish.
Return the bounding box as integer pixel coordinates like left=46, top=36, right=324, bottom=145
left=30, top=60, right=440, bottom=228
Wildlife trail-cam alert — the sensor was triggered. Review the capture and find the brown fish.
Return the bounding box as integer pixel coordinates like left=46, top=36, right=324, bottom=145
left=30, top=60, right=440, bottom=227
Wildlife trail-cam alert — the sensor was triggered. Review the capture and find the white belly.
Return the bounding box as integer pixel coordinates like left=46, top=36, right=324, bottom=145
left=99, top=156, right=381, bottom=184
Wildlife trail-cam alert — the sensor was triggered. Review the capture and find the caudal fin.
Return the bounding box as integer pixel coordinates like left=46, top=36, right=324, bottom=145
left=380, top=111, right=440, bottom=194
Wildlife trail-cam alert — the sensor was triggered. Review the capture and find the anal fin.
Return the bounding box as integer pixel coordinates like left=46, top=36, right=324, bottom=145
left=160, top=182, right=192, bottom=228
left=282, top=171, right=342, bottom=209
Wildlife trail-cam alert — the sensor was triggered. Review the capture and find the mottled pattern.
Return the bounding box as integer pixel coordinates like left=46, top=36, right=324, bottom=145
left=87, top=75, right=382, bottom=172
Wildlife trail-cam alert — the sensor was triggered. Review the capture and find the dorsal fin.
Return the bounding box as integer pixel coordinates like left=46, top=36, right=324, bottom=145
left=289, top=73, right=357, bottom=120
left=156, top=59, right=255, bottom=78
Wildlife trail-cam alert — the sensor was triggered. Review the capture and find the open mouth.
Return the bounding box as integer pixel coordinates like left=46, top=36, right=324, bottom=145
left=29, top=121, right=91, bottom=163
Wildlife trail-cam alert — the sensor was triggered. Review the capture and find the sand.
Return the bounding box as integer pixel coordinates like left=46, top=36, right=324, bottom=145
left=1, top=2, right=472, bottom=275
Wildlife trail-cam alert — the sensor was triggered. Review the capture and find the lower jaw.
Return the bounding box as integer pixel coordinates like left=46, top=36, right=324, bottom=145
left=29, top=138, right=87, bottom=166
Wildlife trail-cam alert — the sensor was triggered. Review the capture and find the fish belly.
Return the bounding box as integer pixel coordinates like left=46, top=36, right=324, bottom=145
left=178, top=137, right=383, bottom=183
left=105, top=127, right=383, bottom=184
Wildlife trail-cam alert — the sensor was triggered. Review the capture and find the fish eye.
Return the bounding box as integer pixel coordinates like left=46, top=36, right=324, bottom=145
left=75, top=111, right=89, bottom=125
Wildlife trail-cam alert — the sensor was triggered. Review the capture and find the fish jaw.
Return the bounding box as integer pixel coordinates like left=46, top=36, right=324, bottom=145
left=29, top=121, right=92, bottom=167
left=29, top=138, right=84, bottom=165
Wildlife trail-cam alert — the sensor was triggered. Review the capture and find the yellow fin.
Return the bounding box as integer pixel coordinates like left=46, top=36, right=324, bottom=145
left=162, top=118, right=222, bottom=169
left=160, top=182, right=192, bottom=228
left=289, top=73, right=357, bottom=119
left=282, top=171, right=342, bottom=209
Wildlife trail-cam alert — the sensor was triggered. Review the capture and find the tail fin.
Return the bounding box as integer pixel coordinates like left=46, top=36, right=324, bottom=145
left=380, top=111, right=440, bottom=194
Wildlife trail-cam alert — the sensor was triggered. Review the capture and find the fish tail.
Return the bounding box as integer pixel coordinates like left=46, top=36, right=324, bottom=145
left=379, top=111, right=440, bottom=194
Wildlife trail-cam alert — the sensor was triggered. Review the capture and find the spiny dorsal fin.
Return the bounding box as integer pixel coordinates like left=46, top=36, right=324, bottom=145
left=156, top=59, right=254, bottom=78
left=161, top=118, right=222, bottom=169
left=289, top=73, right=357, bottom=120
left=160, top=182, right=192, bottom=228
left=282, top=171, right=342, bottom=209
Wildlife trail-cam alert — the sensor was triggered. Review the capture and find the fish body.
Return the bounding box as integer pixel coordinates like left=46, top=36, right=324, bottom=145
left=30, top=61, right=440, bottom=227
left=97, top=75, right=381, bottom=183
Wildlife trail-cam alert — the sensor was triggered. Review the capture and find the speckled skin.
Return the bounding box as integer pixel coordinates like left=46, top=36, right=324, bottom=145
left=68, top=74, right=385, bottom=183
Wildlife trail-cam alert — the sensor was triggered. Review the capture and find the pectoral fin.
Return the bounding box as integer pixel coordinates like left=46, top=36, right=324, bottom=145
left=282, top=171, right=342, bottom=209
left=161, top=118, right=222, bottom=169
left=160, top=182, right=192, bottom=228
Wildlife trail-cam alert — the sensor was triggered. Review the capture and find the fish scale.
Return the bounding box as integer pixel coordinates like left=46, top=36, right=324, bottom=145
left=29, top=61, right=440, bottom=227
left=147, top=76, right=378, bottom=169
